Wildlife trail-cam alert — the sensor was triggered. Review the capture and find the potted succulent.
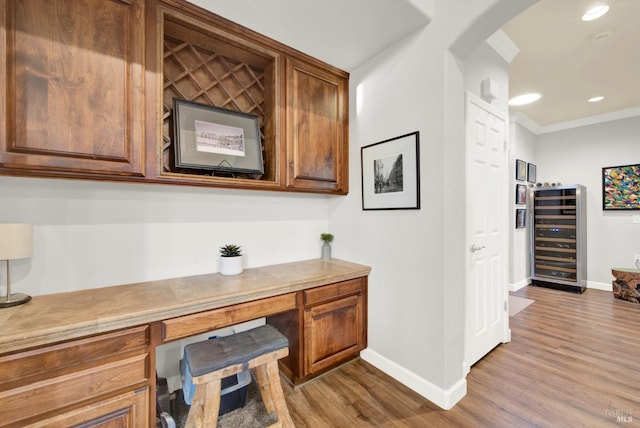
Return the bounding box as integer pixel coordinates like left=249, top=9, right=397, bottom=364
left=219, top=244, right=243, bottom=275
left=320, top=233, right=334, bottom=260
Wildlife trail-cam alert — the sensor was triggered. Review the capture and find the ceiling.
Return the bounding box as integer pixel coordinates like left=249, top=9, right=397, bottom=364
left=189, top=0, right=430, bottom=72
left=503, top=0, right=640, bottom=127
left=189, top=0, right=638, bottom=129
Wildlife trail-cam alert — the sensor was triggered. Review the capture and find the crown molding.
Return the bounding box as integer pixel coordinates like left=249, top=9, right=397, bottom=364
left=509, top=112, right=541, bottom=134
left=486, top=29, right=519, bottom=64
left=511, top=107, right=640, bottom=135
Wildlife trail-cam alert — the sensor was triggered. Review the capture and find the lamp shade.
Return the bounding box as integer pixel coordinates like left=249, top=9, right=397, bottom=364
left=0, top=224, right=33, bottom=260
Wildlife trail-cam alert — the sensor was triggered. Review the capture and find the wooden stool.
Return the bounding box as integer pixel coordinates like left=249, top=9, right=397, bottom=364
left=183, top=324, right=294, bottom=428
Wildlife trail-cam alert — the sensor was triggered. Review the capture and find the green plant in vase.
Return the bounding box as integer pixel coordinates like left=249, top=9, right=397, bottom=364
left=219, top=244, right=243, bottom=275
left=320, top=233, right=334, bottom=260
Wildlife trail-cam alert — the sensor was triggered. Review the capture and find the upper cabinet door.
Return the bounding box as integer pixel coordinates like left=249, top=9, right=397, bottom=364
left=285, top=57, right=348, bottom=194
left=0, top=0, right=145, bottom=176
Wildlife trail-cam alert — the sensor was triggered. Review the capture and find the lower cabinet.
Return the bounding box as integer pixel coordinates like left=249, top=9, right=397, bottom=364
left=0, top=326, right=150, bottom=427
left=268, top=276, right=367, bottom=385
left=304, top=293, right=364, bottom=375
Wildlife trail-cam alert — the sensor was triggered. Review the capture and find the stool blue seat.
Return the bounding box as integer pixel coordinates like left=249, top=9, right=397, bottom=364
left=183, top=324, right=294, bottom=428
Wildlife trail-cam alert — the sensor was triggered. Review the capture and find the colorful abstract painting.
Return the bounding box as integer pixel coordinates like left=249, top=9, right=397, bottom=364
left=602, top=164, right=640, bottom=210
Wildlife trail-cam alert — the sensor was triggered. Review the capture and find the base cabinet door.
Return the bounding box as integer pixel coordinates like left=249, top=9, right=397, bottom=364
left=29, top=388, right=149, bottom=428
left=304, top=293, right=364, bottom=375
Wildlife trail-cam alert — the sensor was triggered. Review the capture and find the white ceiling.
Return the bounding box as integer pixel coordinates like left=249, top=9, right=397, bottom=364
left=503, top=0, right=640, bottom=127
left=189, top=0, right=638, bottom=129
left=189, top=0, right=431, bottom=72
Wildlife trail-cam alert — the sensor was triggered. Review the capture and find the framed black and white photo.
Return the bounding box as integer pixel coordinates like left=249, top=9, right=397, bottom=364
left=516, top=159, right=527, bottom=181
left=527, top=163, right=537, bottom=183
left=516, top=184, right=527, bottom=204
left=361, top=131, right=420, bottom=210
left=516, top=209, right=526, bottom=229
left=173, top=99, right=264, bottom=175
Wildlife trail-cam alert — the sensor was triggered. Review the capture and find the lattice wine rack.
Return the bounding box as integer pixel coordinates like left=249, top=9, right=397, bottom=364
left=162, top=24, right=274, bottom=180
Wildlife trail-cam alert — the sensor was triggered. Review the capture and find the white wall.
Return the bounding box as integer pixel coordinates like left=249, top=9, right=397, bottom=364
left=329, top=0, right=536, bottom=409
left=0, top=176, right=331, bottom=297
left=535, top=116, right=640, bottom=288
left=509, top=120, right=537, bottom=288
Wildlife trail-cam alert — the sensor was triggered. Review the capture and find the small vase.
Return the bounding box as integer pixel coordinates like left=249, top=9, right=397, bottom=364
left=321, top=242, right=331, bottom=260
left=220, top=256, right=243, bottom=275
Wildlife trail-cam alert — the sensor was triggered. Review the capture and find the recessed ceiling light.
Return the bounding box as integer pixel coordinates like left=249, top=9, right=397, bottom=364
left=581, top=5, right=610, bottom=21
left=588, top=96, right=605, bottom=103
left=509, top=93, right=542, bottom=106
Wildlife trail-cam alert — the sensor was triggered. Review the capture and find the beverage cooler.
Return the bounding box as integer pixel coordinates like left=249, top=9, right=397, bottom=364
left=529, top=184, right=587, bottom=293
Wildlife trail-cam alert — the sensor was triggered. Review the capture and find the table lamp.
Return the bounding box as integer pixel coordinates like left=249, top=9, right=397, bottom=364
left=0, top=223, right=33, bottom=308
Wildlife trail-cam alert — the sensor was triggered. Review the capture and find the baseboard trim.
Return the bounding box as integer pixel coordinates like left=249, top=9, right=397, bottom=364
left=509, top=278, right=530, bottom=292
left=360, top=348, right=466, bottom=410
left=587, top=280, right=611, bottom=291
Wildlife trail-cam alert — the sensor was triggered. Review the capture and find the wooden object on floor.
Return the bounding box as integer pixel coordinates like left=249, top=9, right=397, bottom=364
left=184, top=325, right=294, bottom=428
left=611, top=268, right=640, bottom=303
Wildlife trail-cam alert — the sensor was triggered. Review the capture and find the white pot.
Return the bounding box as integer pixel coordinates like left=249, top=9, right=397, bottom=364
left=220, top=256, right=243, bottom=275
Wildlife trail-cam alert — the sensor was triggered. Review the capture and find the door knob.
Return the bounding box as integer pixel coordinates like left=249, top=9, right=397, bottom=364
left=470, top=244, right=486, bottom=252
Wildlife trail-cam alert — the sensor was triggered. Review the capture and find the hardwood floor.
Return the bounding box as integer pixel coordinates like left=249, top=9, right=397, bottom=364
left=282, top=286, right=640, bottom=427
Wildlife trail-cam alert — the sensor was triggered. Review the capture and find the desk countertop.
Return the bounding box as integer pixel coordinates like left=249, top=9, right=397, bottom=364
left=0, top=258, right=371, bottom=354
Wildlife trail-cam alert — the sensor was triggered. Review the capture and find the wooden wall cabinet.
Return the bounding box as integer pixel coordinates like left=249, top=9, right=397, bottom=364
left=0, top=326, right=150, bottom=427
left=0, top=0, right=146, bottom=177
left=285, top=57, right=349, bottom=193
left=0, top=0, right=350, bottom=194
left=152, top=0, right=349, bottom=194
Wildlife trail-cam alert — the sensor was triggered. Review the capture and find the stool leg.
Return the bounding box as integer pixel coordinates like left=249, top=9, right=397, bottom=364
left=265, top=360, right=294, bottom=428
left=255, top=365, right=275, bottom=413
left=185, top=379, right=221, bottom=428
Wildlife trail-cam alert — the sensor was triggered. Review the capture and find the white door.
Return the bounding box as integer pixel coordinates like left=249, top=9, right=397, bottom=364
left=465, top=92, right=510, bottom=370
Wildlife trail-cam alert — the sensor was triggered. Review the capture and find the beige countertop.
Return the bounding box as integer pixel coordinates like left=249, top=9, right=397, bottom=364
left=0, top=258, right=371, bottom=355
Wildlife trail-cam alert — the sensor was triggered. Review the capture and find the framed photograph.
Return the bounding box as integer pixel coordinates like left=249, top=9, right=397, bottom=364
left=516, top=184, right=527, bottom=204
left=173, top=99, right=264, bottom=175
left=602, top=164, right=640, bottom=210
left=516, top=159, right=527, bottom=181
left=516, top=209, right=526, bottom=229
left=361, top=131, right=420, bottom=210
left=527, top=163, right=537, bottom=183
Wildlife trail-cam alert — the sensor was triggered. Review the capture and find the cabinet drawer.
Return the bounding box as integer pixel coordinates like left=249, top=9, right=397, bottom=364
left=304, top=278, right=363, bottom=306
left=0, top=326, right=148, bottom=392
left=27, top=387, right=149, bottom=428
left=162, top=293, right=297, bottom=342
left=0, top=354, right=148, bottom=427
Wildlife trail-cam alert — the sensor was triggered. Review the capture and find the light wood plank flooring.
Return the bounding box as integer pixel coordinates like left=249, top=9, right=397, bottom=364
left=282, top=286, right=640, bottom=427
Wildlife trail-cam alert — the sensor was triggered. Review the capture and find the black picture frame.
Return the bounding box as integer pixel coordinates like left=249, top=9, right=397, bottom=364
left=173, top=99, right=264, bottom=175
left=516, top=209, right=526, bottom=229
left=516, top=184, right=527, bottom=204
left=361, top=131, right=420, bottom=210
left=602, top=163, right=640, bottom=210
left=527, top=163, right=537, bottom=183
left=516, top=159, right=527, bottom=181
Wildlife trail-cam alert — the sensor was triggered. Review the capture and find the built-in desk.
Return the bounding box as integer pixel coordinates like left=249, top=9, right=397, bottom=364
left=0, top=258, right=370, bottom=427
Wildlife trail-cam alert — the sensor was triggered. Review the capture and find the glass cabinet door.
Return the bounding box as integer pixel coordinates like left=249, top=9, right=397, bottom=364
left=532, top=188, right=578, bottom=283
